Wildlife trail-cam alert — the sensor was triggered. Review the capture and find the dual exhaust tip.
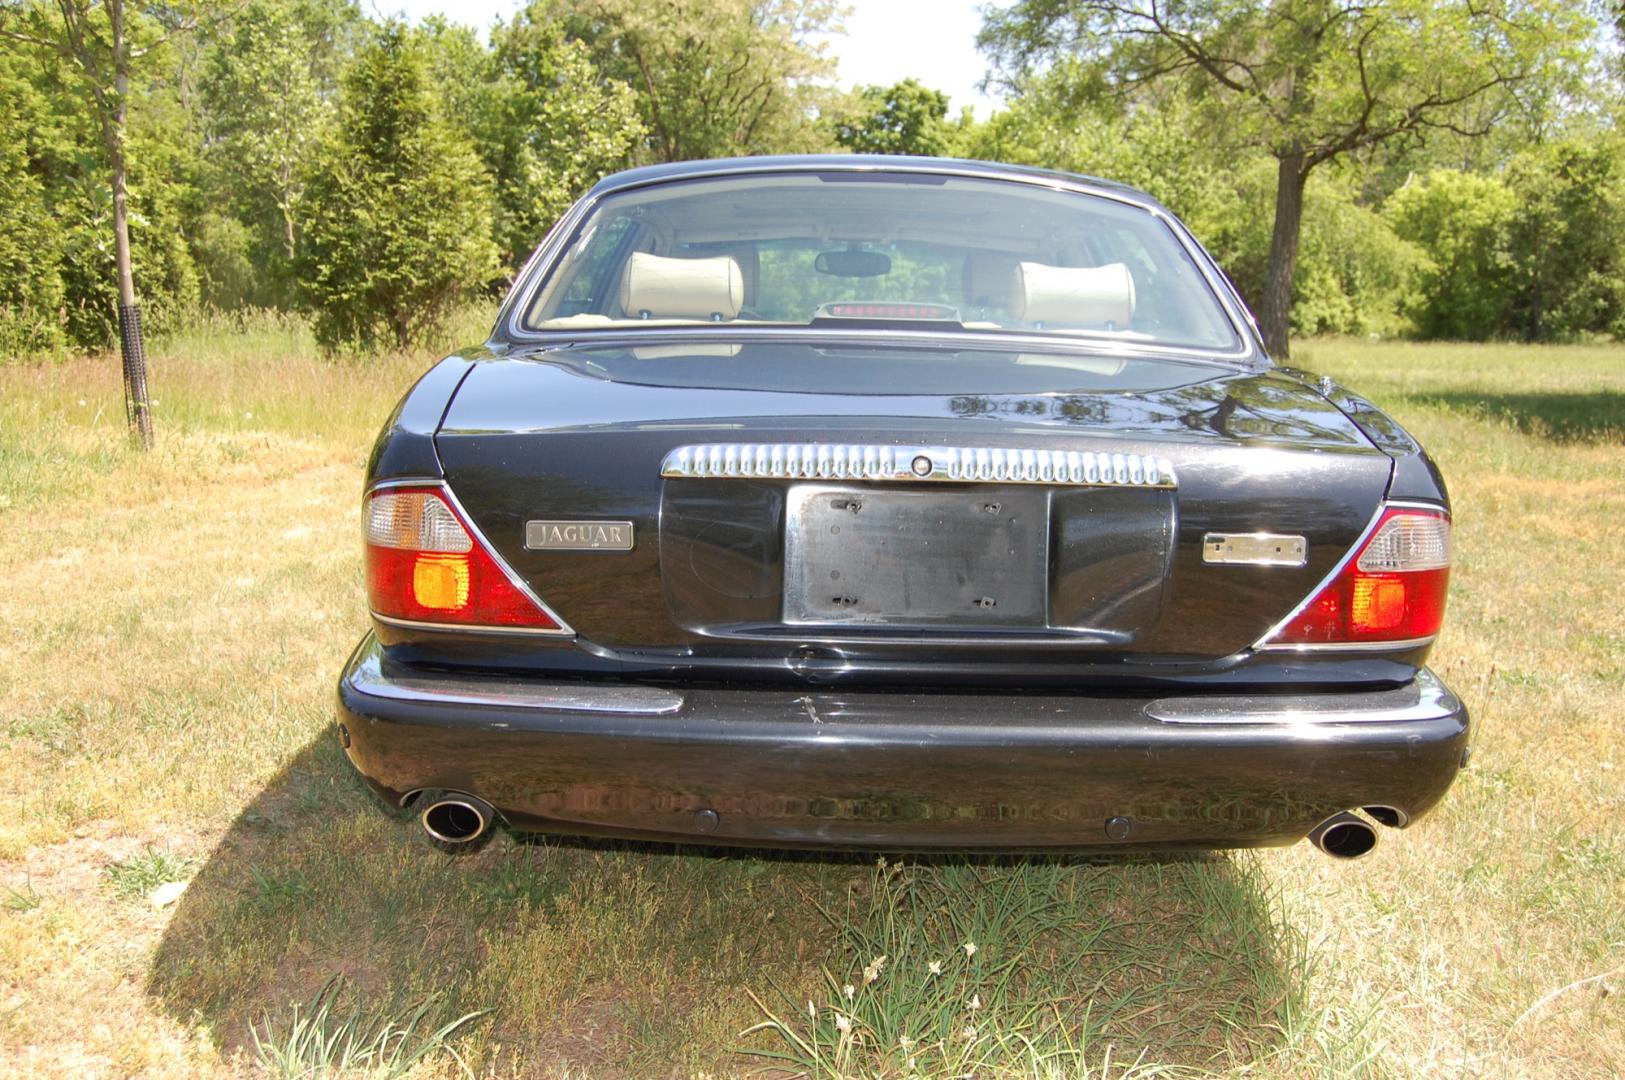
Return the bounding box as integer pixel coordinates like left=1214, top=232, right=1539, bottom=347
left=419, top=792, right=496, bottom=845
left=1308, top=806, right=1406, bottom=859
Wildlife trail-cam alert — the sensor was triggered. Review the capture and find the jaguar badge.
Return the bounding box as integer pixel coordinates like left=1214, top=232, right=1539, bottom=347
left=524, top=520, right=635, bottom=551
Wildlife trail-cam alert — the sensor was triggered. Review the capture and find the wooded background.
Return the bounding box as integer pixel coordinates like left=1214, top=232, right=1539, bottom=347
left=2, top=0, right=1622, bottom=360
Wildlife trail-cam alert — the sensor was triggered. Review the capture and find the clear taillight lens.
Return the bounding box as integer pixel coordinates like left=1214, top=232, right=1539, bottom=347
left=1267, top=506, right=1451, bottom=646
left=363, top=486, right=562, bottom=631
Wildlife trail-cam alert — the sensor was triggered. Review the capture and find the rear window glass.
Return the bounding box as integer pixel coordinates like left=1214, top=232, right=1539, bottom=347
left=520, top=173, right=1241, bottom=352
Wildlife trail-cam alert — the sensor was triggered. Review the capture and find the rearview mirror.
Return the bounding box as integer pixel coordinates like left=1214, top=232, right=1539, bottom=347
left=814, top=249, right=891, bottom=278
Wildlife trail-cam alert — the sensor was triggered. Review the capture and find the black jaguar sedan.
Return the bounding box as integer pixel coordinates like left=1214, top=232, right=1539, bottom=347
left=337, top=155, right=1468, bottom=860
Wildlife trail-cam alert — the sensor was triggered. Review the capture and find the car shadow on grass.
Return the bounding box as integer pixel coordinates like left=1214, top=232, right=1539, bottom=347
left=148, top=733, right=1329, bottom=1075
left=1412, top=389, right=1625, bottom=443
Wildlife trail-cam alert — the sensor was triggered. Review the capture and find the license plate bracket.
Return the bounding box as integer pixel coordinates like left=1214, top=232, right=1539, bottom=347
left=783, top=484, right=1049, bottom=627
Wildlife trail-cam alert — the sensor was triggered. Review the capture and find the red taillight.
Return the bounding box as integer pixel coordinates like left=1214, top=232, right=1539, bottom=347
left=364, top=486, right=564, bottom=632
left=1266, top=506, right=1451, bottom=646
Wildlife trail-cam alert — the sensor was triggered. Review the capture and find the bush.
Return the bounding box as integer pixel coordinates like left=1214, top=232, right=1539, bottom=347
left=1503, top=139, right=1625, bottom=341
left=298, top=22, right=499, bottom=352
left=1385, top=170, right=1516, bottom=340
left=0, top=95, right=63, bottom=357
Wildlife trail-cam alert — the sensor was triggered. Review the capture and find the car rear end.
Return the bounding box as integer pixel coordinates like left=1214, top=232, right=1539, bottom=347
left=337, top=158, right=1468, bottom=856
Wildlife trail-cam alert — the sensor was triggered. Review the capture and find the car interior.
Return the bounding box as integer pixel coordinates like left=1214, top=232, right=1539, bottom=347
left=522, top=173, right=1239, bottom=350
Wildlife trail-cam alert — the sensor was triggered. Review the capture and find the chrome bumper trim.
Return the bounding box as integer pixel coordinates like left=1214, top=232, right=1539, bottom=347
left=346, top=638, right=684, bottom=715
left=1145, top=668, right=1458, bottom=725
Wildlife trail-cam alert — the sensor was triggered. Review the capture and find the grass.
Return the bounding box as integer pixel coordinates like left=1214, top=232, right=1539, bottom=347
left=247, top=977, right=486, bottom=1079
left=0, top=321, right=1621, bottom=1076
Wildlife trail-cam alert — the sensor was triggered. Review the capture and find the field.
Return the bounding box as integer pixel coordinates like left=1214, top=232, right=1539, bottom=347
left=1, top=322, right=1621, bottom=1078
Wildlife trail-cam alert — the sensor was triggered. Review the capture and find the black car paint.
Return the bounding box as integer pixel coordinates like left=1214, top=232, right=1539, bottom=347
left=338, top=635, right=1468, bottom=850
left=341, top=156, right=1465, bottom=852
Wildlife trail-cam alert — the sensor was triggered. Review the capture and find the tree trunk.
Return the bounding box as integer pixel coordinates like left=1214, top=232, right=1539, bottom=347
left=108, top=0, right=154, bottom=450
left=1258, top=150, right=1311, bottom=359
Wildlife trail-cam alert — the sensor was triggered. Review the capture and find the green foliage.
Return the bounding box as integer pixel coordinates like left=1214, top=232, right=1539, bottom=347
left=1503, top=138, right=1625, bottom=341
left=197, top=0, right=357, bottom=308
left=549, top=0, right=844, bottom=161
left=297, top=23, right=499, bottom=351
left=1386, top=170, right=1518, bottom=340
left=1385, top=144, right=1625, bottom=342
left=56, top=114, right=204, bottom=347
left=1, top=8, right=204, bottom=349
left=834, top=78, right=954, bottom=157
left=102, top=845, right=193, bottom=900
left=1209, top=165, right=1424, bottom=338
left=0, top=87, right=64, bottom=356
left=474, top=5, right=644, bottom=266
left=2, top=0, right=1623, bottom=357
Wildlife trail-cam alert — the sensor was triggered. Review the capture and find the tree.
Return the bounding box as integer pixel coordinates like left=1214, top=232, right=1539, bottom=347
left=198, top=0, right=357, bottom=306
left=463, top=5, right=643, bottom=267
left=834, top=78, right=954, bottom=156
left=548, top=0, right=844, bottom=162
left=0, top=63, right=64, bottom=355
left=1384, top=170, right=1516, bottom=340
left=0, top=0, right=210, bottom=448
left=981, top=0, right=1591, bottom=357
left=298, top=22, right=499, bottom=351
left=1503, top=138, right=1625, bottom=341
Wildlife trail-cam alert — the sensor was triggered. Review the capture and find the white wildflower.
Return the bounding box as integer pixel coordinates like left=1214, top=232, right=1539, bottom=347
left=807, top=1000, right=817, bottom=1019
left=863, top=954, right=887, bottom=984
left=899, top=1034, right=915, bottom=1051
left=962, top=940, right=977, bottom=958
left=962, top=1024, right=977, bottom=1041
left=968, top=993, right=982, bottom=1011
left=834, top=1012, right=851, bottom=1034
left=844, top=984, right=855, bottom=1001
left=927, top=960, right=942, bottom=977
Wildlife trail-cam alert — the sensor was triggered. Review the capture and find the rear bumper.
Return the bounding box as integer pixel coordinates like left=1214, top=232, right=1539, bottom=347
left=337, top=634, right=1469, bottom=851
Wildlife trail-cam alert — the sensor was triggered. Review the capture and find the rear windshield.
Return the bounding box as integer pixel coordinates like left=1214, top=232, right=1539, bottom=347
left=519, top=172, right=1242, bottom=352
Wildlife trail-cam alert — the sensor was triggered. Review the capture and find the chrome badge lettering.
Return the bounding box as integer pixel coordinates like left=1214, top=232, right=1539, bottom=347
left=524, top=520, right=635, bottom=551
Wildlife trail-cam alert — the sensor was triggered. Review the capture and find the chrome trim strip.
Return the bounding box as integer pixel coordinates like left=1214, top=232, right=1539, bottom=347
left=1249, top=499, right=1447, bottom=652
left=363, top=478, right=578, bottom=637
left=347, top=640, right=683, bottom=715
left=660, top=443, right=1176, bottom=488
left=1256, top=636, right=1436, bottom=654
left=371, top=612, right=575, bottom=638
left=1146, top=669, right=1459, bottom=725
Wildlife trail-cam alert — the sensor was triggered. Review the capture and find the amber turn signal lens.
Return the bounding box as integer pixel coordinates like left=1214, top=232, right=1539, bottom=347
left=411, top=553, right=470, bottom=611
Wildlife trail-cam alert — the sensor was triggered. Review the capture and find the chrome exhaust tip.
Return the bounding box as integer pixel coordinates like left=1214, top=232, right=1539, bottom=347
left=1308, top=810, right=1378, bottom=860
left=421, top=794, right=494, bottom=845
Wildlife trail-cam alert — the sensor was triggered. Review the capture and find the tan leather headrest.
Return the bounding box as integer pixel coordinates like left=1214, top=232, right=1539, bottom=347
left=620, top=252, right=744, bottom=320
left=1010, top=262, right=1136, bottom=326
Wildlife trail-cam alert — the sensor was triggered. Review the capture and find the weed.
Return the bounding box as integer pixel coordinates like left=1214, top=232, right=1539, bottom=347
left=248, top=976, right=488, bottom=1079
left=103, top=846, right=194, bottom=901
left=2, top=877, right=42, bottom=912
left=250, top=866, right=311, bottom=911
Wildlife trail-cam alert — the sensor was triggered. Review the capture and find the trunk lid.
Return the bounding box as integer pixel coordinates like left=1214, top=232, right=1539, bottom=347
left=434, top=342, right=1392, bottom=665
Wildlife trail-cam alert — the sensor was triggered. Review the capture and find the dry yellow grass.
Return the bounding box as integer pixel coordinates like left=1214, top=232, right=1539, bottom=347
left=0, top=328, right=1620, bottom=1077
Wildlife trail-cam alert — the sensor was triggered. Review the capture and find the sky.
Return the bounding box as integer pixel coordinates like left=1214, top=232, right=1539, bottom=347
left=384, top=0, right=1005, bottom=118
